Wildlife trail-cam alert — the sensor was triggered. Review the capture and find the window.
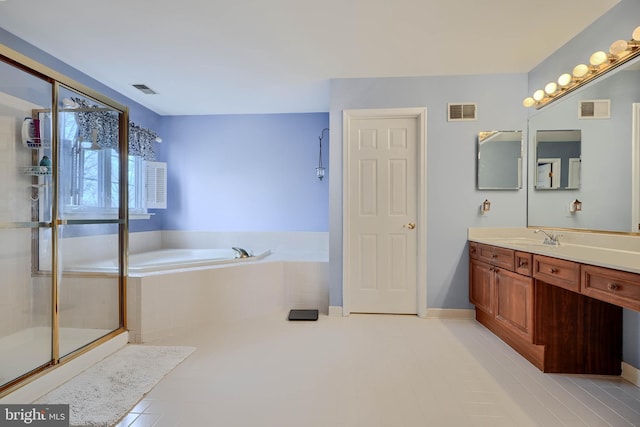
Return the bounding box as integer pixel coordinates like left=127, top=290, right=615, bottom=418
left=60, top=112, right=149, bottom=218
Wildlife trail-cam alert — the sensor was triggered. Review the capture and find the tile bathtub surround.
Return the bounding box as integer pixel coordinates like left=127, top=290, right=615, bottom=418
left=116, top=313, right=640, bottom=427
left=126, top=260, right=329, bottom=343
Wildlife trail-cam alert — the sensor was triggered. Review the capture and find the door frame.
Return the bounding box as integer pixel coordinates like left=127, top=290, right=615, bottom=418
left=537, top=158, right=561, bottom=189
left=342, top=108, right=427, bottom=317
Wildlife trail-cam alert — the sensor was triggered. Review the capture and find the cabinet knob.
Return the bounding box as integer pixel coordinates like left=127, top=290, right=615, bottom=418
left=608, top=283, right=619, bottom=291
left=550, top=268, right=558, bottom=274
left=519, top=260, right=528, bottom=267
left=491, top=254, right=498, bottom=258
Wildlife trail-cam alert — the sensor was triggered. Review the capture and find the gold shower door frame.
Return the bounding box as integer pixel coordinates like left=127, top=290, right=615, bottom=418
left=0, top=44, right=129, bottom=397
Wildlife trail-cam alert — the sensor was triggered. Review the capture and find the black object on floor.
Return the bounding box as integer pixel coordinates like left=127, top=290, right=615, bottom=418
left=288, top=309, right=319, bottom=321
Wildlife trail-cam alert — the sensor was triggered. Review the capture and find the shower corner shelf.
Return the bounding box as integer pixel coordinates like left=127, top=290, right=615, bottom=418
left=23, top=166, right=52, bottom=176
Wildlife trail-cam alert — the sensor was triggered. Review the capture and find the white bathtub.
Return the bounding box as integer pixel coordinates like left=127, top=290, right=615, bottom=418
left=126, top=252, right=329, bottom=343
left=68, top=248, right=270, bottom=274
left=127, top=248, right=270, bottom=273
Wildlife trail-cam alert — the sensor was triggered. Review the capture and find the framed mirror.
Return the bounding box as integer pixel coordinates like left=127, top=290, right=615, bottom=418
left=535, top=130, right=581, bottom=190
left=477, top=130, right=522, bottom=190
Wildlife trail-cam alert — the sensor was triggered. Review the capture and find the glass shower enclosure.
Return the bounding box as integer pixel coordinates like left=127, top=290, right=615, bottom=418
left=0, top=46, right=128, bottom=395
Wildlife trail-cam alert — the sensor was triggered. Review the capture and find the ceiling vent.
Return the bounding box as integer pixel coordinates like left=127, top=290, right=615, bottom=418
left=132, top=84, right=157, bottom=95
left=579, top=99, right=610, bottom=119
left=448, top=103, right=477, bottom=121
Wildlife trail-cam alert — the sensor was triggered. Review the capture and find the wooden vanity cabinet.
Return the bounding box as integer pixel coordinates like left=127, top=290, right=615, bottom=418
left=469, top=243, right=535, bottom=351
left=469, top=242, right=623, bottom=375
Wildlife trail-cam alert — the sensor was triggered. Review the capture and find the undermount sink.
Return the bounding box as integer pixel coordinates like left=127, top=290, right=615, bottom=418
left=488, top=238, right=554, bottom=248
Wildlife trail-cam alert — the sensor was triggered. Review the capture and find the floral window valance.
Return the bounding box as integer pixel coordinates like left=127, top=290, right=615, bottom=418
left=73, top=98, right=159, bottom=161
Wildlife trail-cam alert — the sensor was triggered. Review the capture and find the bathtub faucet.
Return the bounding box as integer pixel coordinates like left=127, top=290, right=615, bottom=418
left=232, top=247, right=251, bottom=258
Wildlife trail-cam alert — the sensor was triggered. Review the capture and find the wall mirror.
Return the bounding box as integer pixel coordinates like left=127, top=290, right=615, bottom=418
left=527, top=57, right=640, bottom=233
left=477, top=130, right=522, bottom=190
left=535, top=130, right=581, bottom=190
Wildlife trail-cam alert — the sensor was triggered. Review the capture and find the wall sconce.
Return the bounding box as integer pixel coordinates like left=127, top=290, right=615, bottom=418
left=316, top=128, right=329, bottom=180
left=570, top=199, right=582, bottom=213
left=481, top=199, right=491, bottom=214
left=523, top=25, right=640, bottom=109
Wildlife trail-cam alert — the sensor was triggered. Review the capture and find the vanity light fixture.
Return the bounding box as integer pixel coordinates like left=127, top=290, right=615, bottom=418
left=570, top=199, right=583, bottom=213
left=316, top=128, right=329, bottom=181
left=523, top=24, right=640, bottom=109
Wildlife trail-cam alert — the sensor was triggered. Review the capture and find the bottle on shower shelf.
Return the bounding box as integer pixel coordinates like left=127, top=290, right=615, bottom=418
left=39, top=155, right=51, bottom=173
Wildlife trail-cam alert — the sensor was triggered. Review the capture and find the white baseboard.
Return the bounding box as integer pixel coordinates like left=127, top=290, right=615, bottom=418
left=328, top=307, right=475, bottom=319
left=0, top=332, right=128, bottom=403
left=328, top=306, right=343, bottom=317
left=622, top=362, right=640, bottom=388
left=426, top=308, right=475, bottom=319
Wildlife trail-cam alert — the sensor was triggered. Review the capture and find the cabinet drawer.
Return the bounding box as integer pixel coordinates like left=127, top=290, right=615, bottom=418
left=582, top=265, right=640, bottom=311
left=515, top=251, right=532, bottom=277
left=533, top=255, right=579, bottom=292
left=476, top=243, right=514, bottom=270
left=469, top=242, right=478, bottom=260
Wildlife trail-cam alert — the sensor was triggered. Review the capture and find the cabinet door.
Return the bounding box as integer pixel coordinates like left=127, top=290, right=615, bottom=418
left=470, top=259, right=493, bottom=314
left=495, top=268, right=534, bottom=342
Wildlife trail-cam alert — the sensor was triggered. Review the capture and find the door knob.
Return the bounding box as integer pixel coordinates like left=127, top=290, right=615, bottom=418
left=403, top=222, right=416, bottom=230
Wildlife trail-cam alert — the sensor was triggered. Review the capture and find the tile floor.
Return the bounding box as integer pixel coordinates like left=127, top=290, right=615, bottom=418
left=116, top=313, right=640, bottom=427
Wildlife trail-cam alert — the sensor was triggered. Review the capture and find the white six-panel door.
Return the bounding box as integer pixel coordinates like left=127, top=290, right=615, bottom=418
left=343, top=109, right=426, bottom=315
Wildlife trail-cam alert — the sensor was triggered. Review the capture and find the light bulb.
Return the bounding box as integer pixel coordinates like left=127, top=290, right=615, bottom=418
left=557, top=73, right=572, bottom=87
left=589, top=51, right=608, bottom=66
left=533, top=90, right=545, bottom=101
left=522, top=97, right=535, bottom=108
left=573, top=64, right=589, bottom=78
left=609, top=40, right=629, bottom=56
left=633, top=25, right=640, bottom=41
left=544, top=82, right=558, bottom=94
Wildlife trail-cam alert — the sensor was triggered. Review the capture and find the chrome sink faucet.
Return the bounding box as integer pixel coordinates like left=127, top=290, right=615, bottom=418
left=534, top=229, right=561, bottom=246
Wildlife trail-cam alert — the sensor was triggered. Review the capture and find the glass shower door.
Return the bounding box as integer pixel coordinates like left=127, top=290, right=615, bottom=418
left=56, top=86, right=125, bottom=357
left=0, top=61, right=54, bottom=388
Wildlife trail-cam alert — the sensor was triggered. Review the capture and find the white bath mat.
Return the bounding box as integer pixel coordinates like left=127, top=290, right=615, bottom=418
left=36, top=344, right=195, bottom=427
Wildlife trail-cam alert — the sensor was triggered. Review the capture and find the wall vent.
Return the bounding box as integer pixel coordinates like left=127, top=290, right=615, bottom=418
left=132, top=84, right=158, bottom=95
left=579, top=99, right=610, bottom=119
left=145, top=161, right=167, bottom=209
left=448, top=103, right=477, bottom=121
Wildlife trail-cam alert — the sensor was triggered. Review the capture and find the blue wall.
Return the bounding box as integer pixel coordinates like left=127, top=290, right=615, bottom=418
left=160, top=113, right=329, bottom=231
left=329, top=74, right=529, bottom=310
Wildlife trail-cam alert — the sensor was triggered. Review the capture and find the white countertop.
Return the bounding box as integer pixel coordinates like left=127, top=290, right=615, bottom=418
left=468, top=227, right=640, bottom=274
